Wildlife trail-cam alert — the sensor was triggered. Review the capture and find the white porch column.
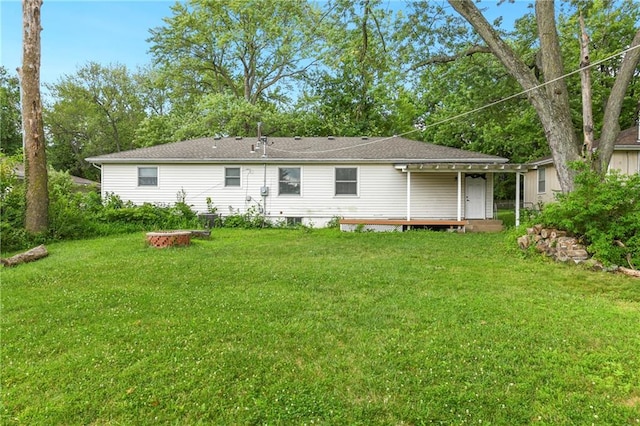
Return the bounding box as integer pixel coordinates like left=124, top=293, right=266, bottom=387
left=515, top=172, right=521, bottom=226
left=406, top=170, right=411, bottom=220
left=457, top=171, right=462, bottom=221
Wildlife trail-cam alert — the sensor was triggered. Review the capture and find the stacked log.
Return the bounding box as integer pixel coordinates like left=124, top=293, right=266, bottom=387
left=518, top=226, right=589, bottom=264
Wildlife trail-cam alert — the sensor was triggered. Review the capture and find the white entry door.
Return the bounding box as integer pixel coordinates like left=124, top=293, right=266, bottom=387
left=465, top=176, right=486, bottom=219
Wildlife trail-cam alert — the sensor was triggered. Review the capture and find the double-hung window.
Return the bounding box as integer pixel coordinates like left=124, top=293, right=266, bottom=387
left=335, top=167, right=358, bottom=196
left=537, top=167, right=546, bottom=193
left=279, top=167, right=301, bottom=195
left=138, top=167, right=158, bottom=186
left=225, top=167, right=241, bottom=187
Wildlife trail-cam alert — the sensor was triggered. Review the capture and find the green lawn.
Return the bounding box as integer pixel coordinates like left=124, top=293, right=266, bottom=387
left=2, top=229, right=639, bottom=424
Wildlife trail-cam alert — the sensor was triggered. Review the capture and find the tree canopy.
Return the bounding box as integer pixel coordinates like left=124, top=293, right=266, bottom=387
left=37, top=0, right=640, bottom=191
left=0, top=67, right=23, bottom=156
left=448, top=0, right=640, bottom=192
left=45, top=62, right=146, bottom=180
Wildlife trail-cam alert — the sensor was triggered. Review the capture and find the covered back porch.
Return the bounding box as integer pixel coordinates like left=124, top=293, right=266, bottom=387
left=340, top=162, right=528, bottom=232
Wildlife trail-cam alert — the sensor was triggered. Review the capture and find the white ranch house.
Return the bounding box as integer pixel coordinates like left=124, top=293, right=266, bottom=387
left=86, top=136, right=527, bottom=231
left=524, top=125, right=640, bottom=206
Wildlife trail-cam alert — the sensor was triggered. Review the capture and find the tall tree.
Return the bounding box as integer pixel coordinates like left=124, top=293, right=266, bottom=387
left=448, top=0, right=640, bottom=192
left=557, top=0, right=640, bottom=135
left=297, top=0, right=417, bottom=136
left=19, top=0, right=48, bottom=233
left=46, top=62, right=146, bottom=179
left=148, top=0, right=324, bottom=106
left=0, top=67, right=23, bottom=156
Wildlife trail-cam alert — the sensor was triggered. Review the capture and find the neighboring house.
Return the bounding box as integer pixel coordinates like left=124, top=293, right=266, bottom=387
left=12, top=164, right=100, bottom=191
left=524, top=125, right=640, bottom=206
left=86, top=135, right=525, bottom=228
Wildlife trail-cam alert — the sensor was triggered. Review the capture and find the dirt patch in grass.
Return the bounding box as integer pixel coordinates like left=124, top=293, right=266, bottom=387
left=621, top=395, right=640, bottom=408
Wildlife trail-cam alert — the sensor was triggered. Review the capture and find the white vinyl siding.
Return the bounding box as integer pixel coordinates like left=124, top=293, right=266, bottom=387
left=409, top=173, right=458, bottom=219
left=523, top=165, right=563, bottom=206
left=100, top=163, right=495, bottom=226
left=609, top=151, right=640, bottom=175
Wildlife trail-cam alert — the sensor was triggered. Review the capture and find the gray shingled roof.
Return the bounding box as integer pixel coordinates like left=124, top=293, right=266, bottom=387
left=612, top=126, right=640, bottom=147
left=86, top=136, right=508, bottom=164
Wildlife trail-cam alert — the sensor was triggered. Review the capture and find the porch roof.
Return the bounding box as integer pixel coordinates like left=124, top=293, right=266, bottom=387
left=396, top=163, right=529, bottom=173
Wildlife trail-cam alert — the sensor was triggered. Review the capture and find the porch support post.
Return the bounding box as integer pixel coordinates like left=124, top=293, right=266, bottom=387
left=406, top=170, right=411, bottom=220
left=515, top=172, right=521, bottom=226
left=457, top=171, right=462, bottom=221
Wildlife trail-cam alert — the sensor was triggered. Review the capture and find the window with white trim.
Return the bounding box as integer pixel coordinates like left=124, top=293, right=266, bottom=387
left=225, top=167, right=241, bottom=187
left=537, top=167, right=546, bottom=193
left=138, top=167, right=158, bottom=186
left=279, top=167, right=301, bottom=195
left=335, top=167, right=357, bottom=196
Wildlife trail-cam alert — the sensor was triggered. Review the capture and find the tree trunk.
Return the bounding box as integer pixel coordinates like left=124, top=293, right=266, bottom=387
left=20, top=0, right=49, bottom=234
left=534, top=0, right=583, bottom=192
left=579, top=13, right=594, bottom=162
left=596, top=29, right=640, bottom=173
left=448, top=0, right=582, bottom=193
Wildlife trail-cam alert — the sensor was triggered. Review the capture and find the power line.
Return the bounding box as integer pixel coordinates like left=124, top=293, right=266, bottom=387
left=270, top=41, right=640, bottom=155
left=410, top=42, right=640, bottom=134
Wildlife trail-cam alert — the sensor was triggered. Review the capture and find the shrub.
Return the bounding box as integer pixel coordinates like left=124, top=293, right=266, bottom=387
left=326, top=216, right=342, bottom=229
left=1, top=156, right=28, bottom=250
left=222, top=206, right=269, bottom=229
left=47, top=171, right=103, bottom=241
left=0, top=170, right=202, bottom=253
left=100, top=200, right=200, bottom=231
left=535, top=163, right=640, bottom=267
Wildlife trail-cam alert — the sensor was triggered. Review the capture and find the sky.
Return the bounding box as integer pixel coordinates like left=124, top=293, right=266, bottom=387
left=0, top=0, right=529, bottom=86
left=1, top=0, right=174, bottom=84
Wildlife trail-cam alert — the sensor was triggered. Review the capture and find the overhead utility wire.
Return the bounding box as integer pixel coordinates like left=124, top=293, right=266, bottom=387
left=269, top=42, right=640, bottom=156
left=408, top=42, right=640, bottom=133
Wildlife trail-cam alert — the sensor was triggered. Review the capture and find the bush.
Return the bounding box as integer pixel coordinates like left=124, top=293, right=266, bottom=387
left=0, top=169, right=202, bottom=253
left=535, top=163, right=640, bottom=267
left=221, top=206, right=269, bottom=229
left=47, top=171, right=103, bottom=241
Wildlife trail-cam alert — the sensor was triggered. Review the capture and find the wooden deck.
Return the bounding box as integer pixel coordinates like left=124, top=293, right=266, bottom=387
left=339, top=218, right=466, bottom=232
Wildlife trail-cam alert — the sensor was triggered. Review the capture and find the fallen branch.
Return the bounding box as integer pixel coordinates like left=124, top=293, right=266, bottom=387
left=618, top=266, right=640, bottom=278
left=1, top=244, right=48, bottom=267
left=614, top=239, right=635, bottom=269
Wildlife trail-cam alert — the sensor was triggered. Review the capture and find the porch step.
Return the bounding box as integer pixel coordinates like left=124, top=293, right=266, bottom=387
left=465, top=219, right=504, bottom=233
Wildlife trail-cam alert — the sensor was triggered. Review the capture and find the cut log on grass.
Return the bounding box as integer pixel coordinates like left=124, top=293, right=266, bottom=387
left=618, top=267, right=640, bottom=278
left=1, top=245, right=48, bottom=267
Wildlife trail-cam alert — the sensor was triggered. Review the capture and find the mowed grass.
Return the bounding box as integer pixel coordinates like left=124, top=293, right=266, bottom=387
left=2, top=229, right=639, bottom=425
